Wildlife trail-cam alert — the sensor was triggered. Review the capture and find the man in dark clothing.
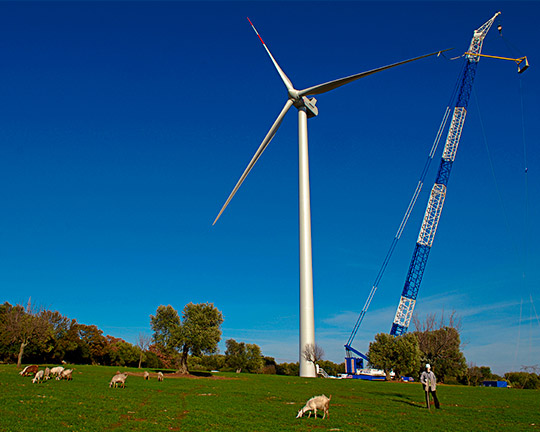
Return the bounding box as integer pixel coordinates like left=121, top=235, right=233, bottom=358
left=420, top=363, right=440, bottom=409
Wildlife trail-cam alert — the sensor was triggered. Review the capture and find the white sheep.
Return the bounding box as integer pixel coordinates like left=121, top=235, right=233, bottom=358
left=109, top=373, right=128, bottom=388
left=50, top=366, right=64, bottom=378
left=59, top=369, right=73, bottom=381
left=157, top=372, right=164, bottom=382
left=143, top=371, right=150, bottom=380
left=296, top=394, right=331, bottom=419
left=43, top=367, right=51, bottom=381
left=32, top=370, right=44, bottom=384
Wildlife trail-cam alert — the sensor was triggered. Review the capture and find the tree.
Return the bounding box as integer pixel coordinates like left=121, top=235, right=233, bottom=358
left=224, top=339, right=264, bottom=373
left=276, top=362, right=299, bottom=376
left=56, top=319, right=84, bottom=364
left=504, top=371, right=540, bottom=390
left=225, top=339, right=248, bottom=372
left=412, top=311, right=467, bottom=382
left=368, top=333, right=421, bottom=379
left=262, top=356, right=277, bottom=375
left=368, top=333, right=397, bottom=379
left=245, top=343, right=263, bottom=373
left=136, top=333, right=152, bottom=368
left=463, top=363, right=496, bottom=386
left=107, top=339, right=140, bottom=367
left=0, top=301, right=51, bottom=367
left=302, top=343, right=325, bottom=364
left=40, top=309, right=72, bottom=362
left=77, top=324, right=108, bottom=365
left=393, top=333, right=422, bottom=377
left=150, top=303, right=223, bottom=374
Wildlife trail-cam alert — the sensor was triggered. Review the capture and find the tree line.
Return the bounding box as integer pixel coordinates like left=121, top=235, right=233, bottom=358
left=0, top=300, right=342, bottom=377
left=0, top=301, right=158, bottom=368
left=1, top=300, right=536, bottom=388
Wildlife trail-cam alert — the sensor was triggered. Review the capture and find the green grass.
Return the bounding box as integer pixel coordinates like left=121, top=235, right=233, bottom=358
left=0, top=364, right=538, bottom=431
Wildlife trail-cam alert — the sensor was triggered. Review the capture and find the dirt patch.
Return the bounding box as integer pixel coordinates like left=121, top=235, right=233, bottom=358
left=165, top=372, right=239, bottom=380
left=338, top=395, right=366, bottom=400
left=124, top=371, right=239, bottom=380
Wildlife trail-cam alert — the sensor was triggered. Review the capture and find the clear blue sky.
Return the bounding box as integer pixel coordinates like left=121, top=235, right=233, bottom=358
left=1, top=1, right=538, bottom=375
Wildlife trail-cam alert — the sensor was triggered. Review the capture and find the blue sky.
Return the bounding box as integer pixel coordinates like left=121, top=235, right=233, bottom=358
left=1, top=1, right=538, bottom=375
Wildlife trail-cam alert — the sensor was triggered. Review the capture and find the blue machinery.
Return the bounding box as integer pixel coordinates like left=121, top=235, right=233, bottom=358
left=345, top=12, right=528, bottom=375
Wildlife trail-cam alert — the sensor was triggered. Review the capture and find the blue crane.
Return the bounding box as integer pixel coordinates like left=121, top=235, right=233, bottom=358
left=390, top=12, right=502, bottom=336
left=344, top=12, right=520, bottom=375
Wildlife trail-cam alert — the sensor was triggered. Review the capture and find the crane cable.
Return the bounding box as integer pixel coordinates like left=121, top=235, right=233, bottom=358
left=473, top=86, right=533, bottom=369
left=472, top=88, right=522, bottom=263
left=473, top=23, right=536, bottom=365
left=346, top=58, right=464, bottom=348
left=501, top=23, right=539, bottom=363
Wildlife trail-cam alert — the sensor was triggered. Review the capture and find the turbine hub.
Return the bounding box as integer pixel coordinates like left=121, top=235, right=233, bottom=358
left=287, top=88, right=300, bottom=101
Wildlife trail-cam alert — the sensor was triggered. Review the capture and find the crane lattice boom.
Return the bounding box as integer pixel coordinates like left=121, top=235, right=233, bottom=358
left=390, top=12, right=501, bottom=336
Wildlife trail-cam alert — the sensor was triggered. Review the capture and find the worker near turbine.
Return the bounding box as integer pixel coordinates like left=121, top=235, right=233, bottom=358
left=420, top=363, right=440, bottom=409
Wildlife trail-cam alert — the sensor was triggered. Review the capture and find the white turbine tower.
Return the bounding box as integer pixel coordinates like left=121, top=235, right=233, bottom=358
left=214, top=18, right=447, bottom=377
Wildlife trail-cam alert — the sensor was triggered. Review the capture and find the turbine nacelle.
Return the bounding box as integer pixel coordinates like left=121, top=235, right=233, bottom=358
left=293, top=96, right=318, bottom=118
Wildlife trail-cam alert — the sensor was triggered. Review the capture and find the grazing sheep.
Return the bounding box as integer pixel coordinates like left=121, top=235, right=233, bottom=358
left=32, top=370, right=45, bottom=384
left=109, top=373, right=128, bottom=388
left=19, top=365, right=39, bottom=376
left=43, top=367, right=51, bottom=381
left=143, top=371, right=150, bottom=380
left=50, top=366, right=64, bottom=378
left=296, top=394, right=331, bottom=419
left=157, top=372, right=164, bottom=382
left=59, top=369, right=73, bottom=381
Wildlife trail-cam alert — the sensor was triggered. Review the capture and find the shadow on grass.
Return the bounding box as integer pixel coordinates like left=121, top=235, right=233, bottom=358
left=190, top=371, right=213, bottom=378
left=387, top=392, right=426, bottom=409
left=393, top=398, right=426, bottom=408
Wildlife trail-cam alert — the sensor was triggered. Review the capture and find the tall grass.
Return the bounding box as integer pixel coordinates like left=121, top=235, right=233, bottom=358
left=0, top=364, right=537, bottom=431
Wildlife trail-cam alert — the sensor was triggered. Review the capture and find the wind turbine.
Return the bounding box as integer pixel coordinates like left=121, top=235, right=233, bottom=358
left=214, top=18, right=447, bottom=377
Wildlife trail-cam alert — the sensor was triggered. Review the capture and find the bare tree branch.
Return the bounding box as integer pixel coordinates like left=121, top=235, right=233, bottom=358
left=302, top=343, right=325, bottom=364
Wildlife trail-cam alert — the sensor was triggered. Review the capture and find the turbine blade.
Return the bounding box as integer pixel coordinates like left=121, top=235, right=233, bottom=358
left=247, top=17, right=294, bottom=92
left=213, top=99, right=294, bottom=225
left=298, top=49, right=453, bottom=97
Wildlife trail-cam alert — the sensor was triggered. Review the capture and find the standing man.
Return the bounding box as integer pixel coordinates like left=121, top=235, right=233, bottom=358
left=420, top=363, right=440, bottom=409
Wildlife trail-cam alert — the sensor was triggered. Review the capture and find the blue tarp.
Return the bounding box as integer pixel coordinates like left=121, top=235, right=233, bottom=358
left=482, top=380, right=508, bottom=388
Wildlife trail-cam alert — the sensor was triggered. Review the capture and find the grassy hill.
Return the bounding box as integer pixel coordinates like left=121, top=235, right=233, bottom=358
left=1, top=364, right=537, bottom=431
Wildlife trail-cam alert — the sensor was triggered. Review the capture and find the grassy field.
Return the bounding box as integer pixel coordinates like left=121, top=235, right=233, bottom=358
left=0, top=364, right=538, bottom=431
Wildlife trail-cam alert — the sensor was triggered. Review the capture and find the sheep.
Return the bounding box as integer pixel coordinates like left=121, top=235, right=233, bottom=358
left=43, top=367, right=51, bottom=381
left=50, top=366, right=64, bottom=378
left=157, top=372, right=164, bottom=382
left=143, top=371, right=150, bottom=380
left=32, top=370, right=44, bottom=384
left=59, top=369, right=73, bottom=381
left=19, top=365, right=39, bottom=376
left=296, top=394, right=331, bottom=419
left=109, top=373, right=128, bottom=388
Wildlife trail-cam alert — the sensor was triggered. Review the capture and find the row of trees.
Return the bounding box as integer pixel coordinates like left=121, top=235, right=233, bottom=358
left=1, top=300, right=340, bottom=377
left=3, top=301, right=535, bottom=386
left=0, top=301, right=159, bottom=367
